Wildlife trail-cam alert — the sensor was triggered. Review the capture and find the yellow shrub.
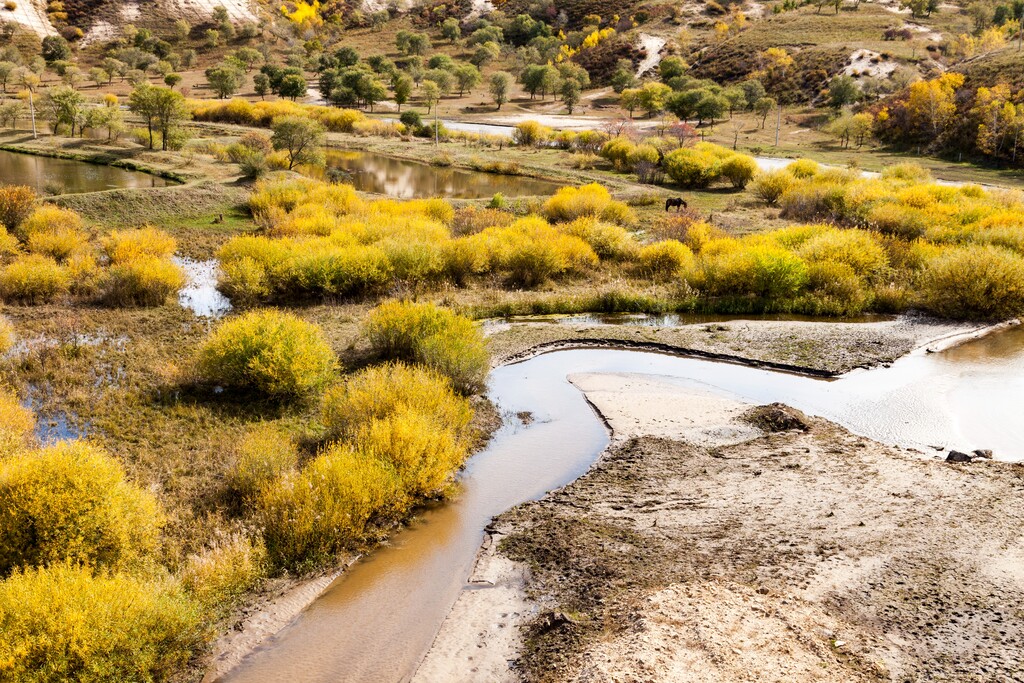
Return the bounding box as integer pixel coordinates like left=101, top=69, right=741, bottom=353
left=866, top=202, right=928, bottom=239
left=881, top=162, right=932, bottom=182
left=257, top=444, right=401, bottom=570
left=66, top=250, right=104, bottom=296
left=350, top=410, right=467, bottom=499
left=249, top=177, right=363, bottom=218
left=16, top=204, right=82, bottom=242
left=364, top=301, right=489, bottom=394
left=451, top=206, right=516, bottom=236
left=228, top=423, right=299, bottom=502
left=322, top=362, right=472, bottom=441
left=0, top=314, right=13, bottom=356
left=180, top=534, right=267, bottom=611
left=785, top=159, right=820, bottom=178
left=0, top=185, right=37, bottom=233
left=104, top=255, right=185, bottom=307
left=196, top=309, right=338, bottom=397
left=719, top=154, right=758, bottom=189
left=25, top=223, right=87, bottom=262
left=513, top=120, right=554, bottom=147
left=0, top=563, right=204, bottom=682
left=750, top=170, right=795, bottom=206
left=695, top=244, right=809, bottom=299
left=600, top=137, right=636, bottom=171
left=560, top=217, right=638, bottom=261
left=0, top=255, right=70, bottom=304
left=918, top=244, right=1024, bottom=320
left=101, top=227, right=177, bottom=264
left=0, top=389, right=33, bottom=455
left=638, top=240, right=694, bottom=279
left=543, top=183, right=634, bottom=225
left=219, top=255, right=272, bottom=304
left=0, top=226, right=19, bottom=259
left=663, top=148, right=722, bottom=188
left=0, top=440, right=162, bottom=575
left=795, top=227, right=888, bottom=278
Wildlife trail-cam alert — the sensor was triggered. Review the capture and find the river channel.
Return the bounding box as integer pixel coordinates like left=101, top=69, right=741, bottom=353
left=220, top=323, right=1024, bottom=683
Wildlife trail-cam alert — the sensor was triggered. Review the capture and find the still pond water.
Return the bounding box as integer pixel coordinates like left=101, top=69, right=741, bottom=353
left=0, top=149, right=173, bottom=193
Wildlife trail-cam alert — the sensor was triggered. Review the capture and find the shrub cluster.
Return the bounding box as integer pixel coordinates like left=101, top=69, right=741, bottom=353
left=663, top=143, right=757, bottom=189
left=249, top=362, right=476, bottom=571
left=0, top=204, right=183, bottom=308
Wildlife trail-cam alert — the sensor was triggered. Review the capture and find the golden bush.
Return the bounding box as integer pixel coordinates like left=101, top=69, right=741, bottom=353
left=104, top=255, right=185, bottom=307
left=0, top=440, right=162, bottom=575
left=196, top=309, right=338, bottom=397
left=101, top=227, right=177, bottom=264
left=228, top=424, right=299, bottom=502
left=918, top=244, right=1024, bottom=320
left=0, top=389, right=33, bottom=456
left=638, top=240, right=694, bottom=279
left=180, top=533, right=267, bottom=611
left=0, top=255, right=70, bottom=304
left=0, top=563, right=205, bottom=682
left=16, top=205, right=82, bottom=242
left=543, top=183, right=635, bottom=225
left=560, top=217, right=638, bottom=261
left=0, top=186, right=37, bottom=234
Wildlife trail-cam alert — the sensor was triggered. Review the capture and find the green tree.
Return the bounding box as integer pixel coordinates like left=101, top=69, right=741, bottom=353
left=42, top=85, right=84, bottom=136
left=828, top=74, right=860, bottom=109
left=393, top=73, right=413, bottom=111
left=453, top=63, right=481, bottom=96
left=0, top=62, right=18, bottom=93
left=279, top=73, right=307, bottom=101
left=41, top=36, right=71, bottom=64
left=271, top=116, right=325, bottom=170
left=205, top=63, right=244, bottom=99
left=639, top=82, right=672, bottom=118
left=489, top=71, right=513, bottom=110
left=561, top=79, right=581, bottom=114
left=420, top=79, right=440, bottom=113
left=694, top=92, right=728, bottom=125
left=441, top=17, right=461, bottom=43
left=233, top=47, right=262, bottom=72
left=621, top=87, right=642, bottom=118
left=754, top=96, right=776, bottom=128
left=253, top=72, right=270, bottom=100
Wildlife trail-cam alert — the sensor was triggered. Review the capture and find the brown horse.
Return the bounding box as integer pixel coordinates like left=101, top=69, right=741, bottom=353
left=665, top=197, right=688, bottom=212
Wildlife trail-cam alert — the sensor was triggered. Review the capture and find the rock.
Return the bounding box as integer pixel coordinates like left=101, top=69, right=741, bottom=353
left=946, top=450, right=972, bottom=463
left=741, top=403, right=810, bottom=433
left=972, top=449, right=993, bottom=459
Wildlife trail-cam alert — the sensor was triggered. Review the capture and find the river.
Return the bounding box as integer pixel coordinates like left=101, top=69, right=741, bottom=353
left=217, top=322, right=1024, bottom=683
left=0, top=148, right=173, bottom=193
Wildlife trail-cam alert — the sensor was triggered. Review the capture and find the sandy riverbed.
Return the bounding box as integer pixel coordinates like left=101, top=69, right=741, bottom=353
left=419, top=374, right=1024, bottom=682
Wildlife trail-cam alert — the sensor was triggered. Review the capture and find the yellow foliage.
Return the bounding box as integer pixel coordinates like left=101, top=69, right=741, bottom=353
left=228, top=424, right=299, bottom=502
left=0, top=440, right=163, bottom=575
left=101, top=227, right=177, bottom=264
left=0, top=564, right=205, bottom=682
left=0, top=389, right=33, bottom=456
left=16, top=205, right=82, bottom=242
left=180, top=534, right=267, bottom=611
left=638, top=240, right=694, bottom=279
left=104, top=255, right=185, bottom=307
left=543, top=183, right=636, bottom=225
left=0, top=254, right=70, bottom=304
left=196, top=309, right=339, bottom=397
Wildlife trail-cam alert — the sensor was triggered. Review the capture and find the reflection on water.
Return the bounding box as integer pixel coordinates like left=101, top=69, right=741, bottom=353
left=0, top=149, right=172, bottom=194
left=320, top=150, right=562, bottom=199
left=218, top=325, right=1024, bottom=683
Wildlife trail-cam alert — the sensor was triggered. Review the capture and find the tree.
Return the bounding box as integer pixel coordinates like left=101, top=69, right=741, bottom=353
left=89, top=67, right=109, bottom=89
left=253, top=73, right=270, bottom=100
left=610, top=61, right=636, bottom=94
left=452, top=63, right=481, bottom=97
left=639, top=82, right=672, bottom=118
left=907, top=72, right=964, bottom=138
left=489, top=71, right=513, bottom=110
left=16, top=69, right=39, bottom=138
left=441, top=17, right=461, bottom=43
left=393, top=74, right=412, bottom=111
left=420, top=79, right=440, bottom=113
left=406, top=32, right=431, bottom=56
left=127, top=84, right=159, bottom=149
left=359, top=75, right=387, bottom=111
left=740, top=79, right=766, bottom=109
left=163, top=73, right=181, bottom=89
left=828, top=75, right=860, bottom=109
left=561, top=79, right=581, bottom=114
left=234, top=47, right=262, bottom=72
left=42, top=85, right=84, bottom=136
left=620, top=88, right=642, bottom=118
left=659, top=55, right=687, bottom=81
left=470, top=41, right=501, bottom=67
left=279, top=74, right=307, bottom=101
left=149, top=86, right=189, bottom=150
left=173, top=18, right=191, bottom=43
left=205, top=63, right=244, bottom=99
left=754, top=96, right=776, bottom=128
left=271, top=116, right=325, bottom=170
left=41, top=35, right=71, bottom=64
left=0, top=62, right=16, bottom=93
left=694, top=93, right=729, bottom=126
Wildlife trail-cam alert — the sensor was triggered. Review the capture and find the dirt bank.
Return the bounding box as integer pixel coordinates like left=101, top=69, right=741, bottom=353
left=486, top=315, right=987, bottom=373
left=482, top=376, right=1024, bottom=682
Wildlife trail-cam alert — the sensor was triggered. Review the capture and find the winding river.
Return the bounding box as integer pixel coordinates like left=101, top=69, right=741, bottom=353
left=219, top=323, right=1024, bottom=683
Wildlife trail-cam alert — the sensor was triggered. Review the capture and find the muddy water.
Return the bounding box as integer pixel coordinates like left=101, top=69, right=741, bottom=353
left=219, top=325, right=1024, bottom=683
left=320, top=150, right=562, bottom=199
left=0, top=149, right=173, bottom=193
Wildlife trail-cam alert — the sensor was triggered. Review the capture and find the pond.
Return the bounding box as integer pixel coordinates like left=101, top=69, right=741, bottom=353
left=0, top=149, right=174, bottom=194
left=319, top=149, right=563, bottom=199
left=218, top=324, right=1024, bottom=683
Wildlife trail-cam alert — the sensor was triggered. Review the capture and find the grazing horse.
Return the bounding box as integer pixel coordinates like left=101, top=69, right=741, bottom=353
left=665, top=197, right=688, bottom=212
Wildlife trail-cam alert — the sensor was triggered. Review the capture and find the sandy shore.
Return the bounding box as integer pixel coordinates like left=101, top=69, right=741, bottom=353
left=440, top=373, right=1024, bottom=682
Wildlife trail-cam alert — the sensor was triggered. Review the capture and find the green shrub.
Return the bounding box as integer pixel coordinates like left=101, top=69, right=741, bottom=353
left=663, top=148, right=721, bottom=188
left=0, top=186, right=36, bottom=233
left=322, top=362, right=472, bottom=441
left=196, top=309, right=338, bottom=397
left=364, top=301, right=488, bottom=394
left=795, top=227, right=888, bottom=278
left=0, top=563, right=205, bottom=682
left=719, top=154, right=758, bottom=189
left=228, top=424, right=299, bottom=503
left=104, top=255, right=185, bottom=307
left=180, top=534, right=267, bottom=612
left=0, top=255, right=70, bottom=304
left=638, top=240, right=694, bottom=279
left=881, top=162, right=932, bottom=182
left=801, top=260, right=870, bottom=315
left=0, top=441, right=162, bottom=576
left=750, top=170, right=796, bottom=205
left=918, top=245, right=1024, bottom=320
